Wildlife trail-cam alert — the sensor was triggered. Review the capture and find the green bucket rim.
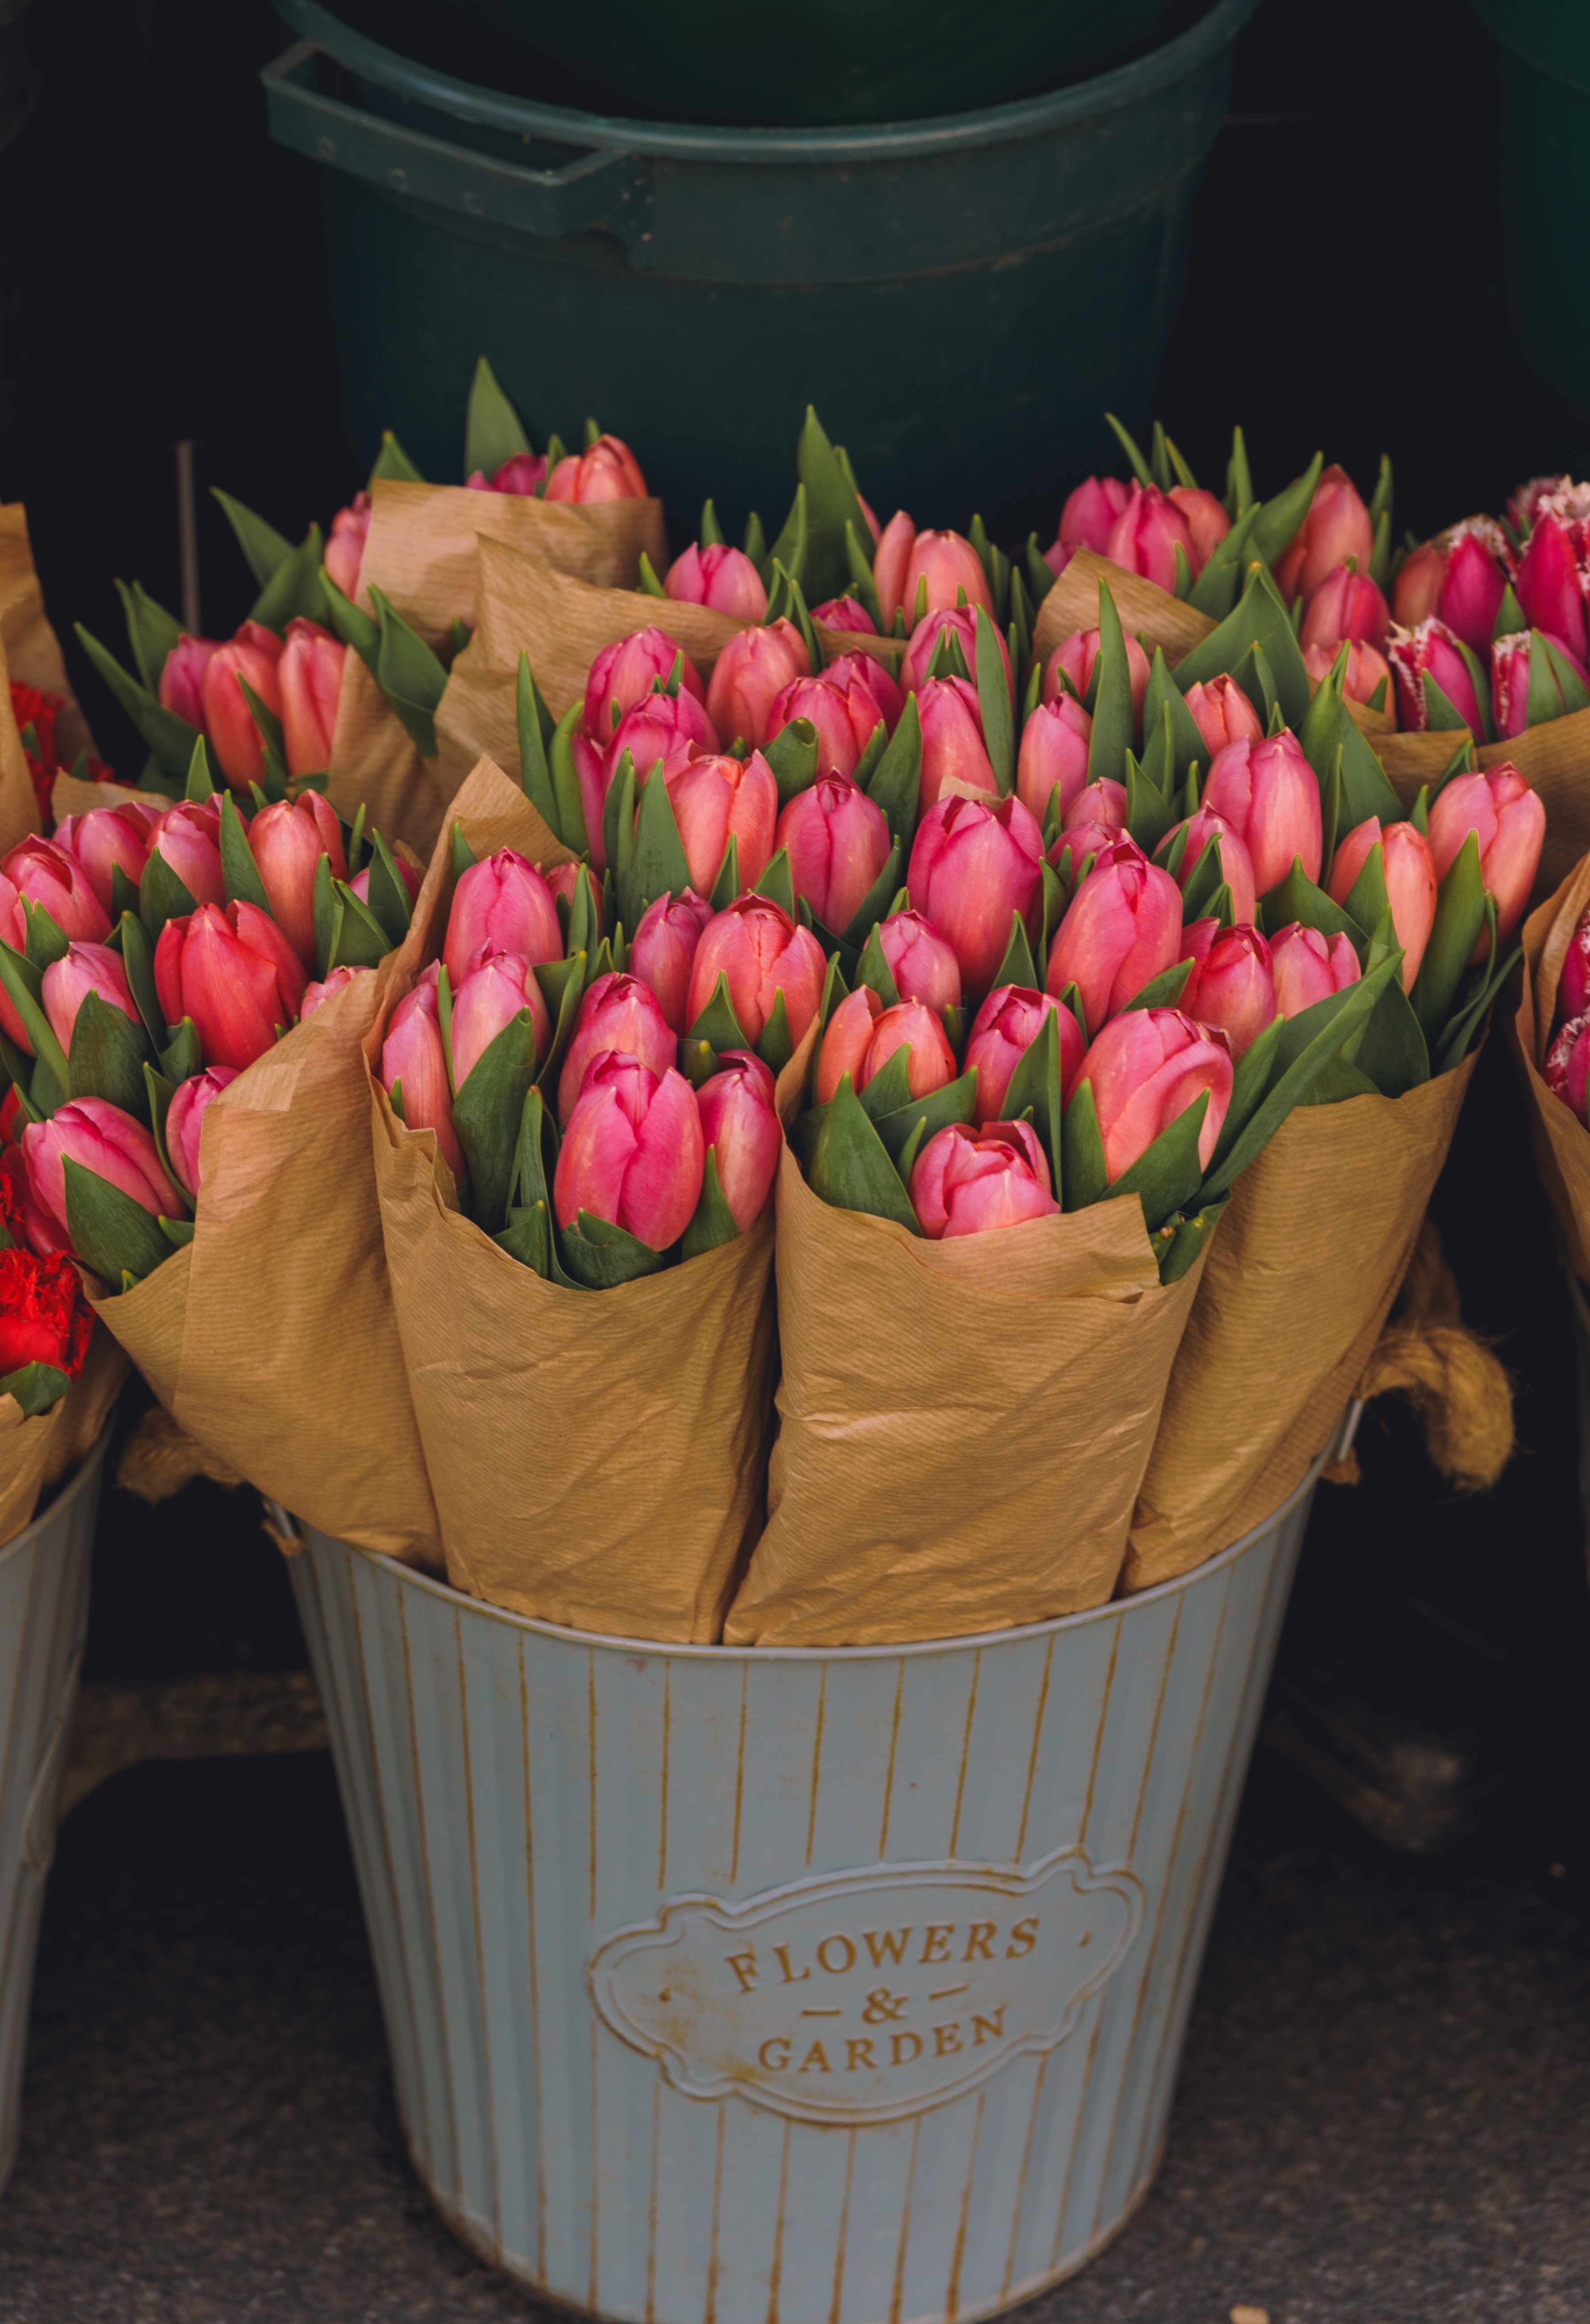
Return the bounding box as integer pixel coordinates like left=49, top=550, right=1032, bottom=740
left=274, top=0, right=1261, bottom=160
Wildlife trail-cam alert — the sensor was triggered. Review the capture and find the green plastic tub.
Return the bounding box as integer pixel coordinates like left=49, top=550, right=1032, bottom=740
left=265, top=0, right=1259, bottom=534
left=1472, top=0, right=1590, bottom=417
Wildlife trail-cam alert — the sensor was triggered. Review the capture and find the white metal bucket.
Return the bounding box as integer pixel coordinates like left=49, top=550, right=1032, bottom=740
left=0, top=1434, right=109, bottom=2195
left=289, top=1460, right=1321, bottom=2323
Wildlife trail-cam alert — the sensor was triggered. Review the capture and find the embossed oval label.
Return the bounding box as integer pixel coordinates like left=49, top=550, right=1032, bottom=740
left=587, top=1848, right=1142, bottom=2125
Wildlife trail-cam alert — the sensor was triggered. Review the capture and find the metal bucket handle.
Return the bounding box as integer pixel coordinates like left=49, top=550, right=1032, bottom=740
left=20, top=1640, right=85, bottom=1880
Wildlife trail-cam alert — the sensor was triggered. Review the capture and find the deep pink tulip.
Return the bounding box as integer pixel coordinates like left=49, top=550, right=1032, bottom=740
left=1045, top=837, right=1183, bottom=1032
left=1514, top=485, right=1590, bottom=664
left=815, top=988, right=955, bottom=1105
left=775, top=773, right=890, bottom=933
left=443, top=850, right=562, bottom=989
left=158, top=634, right=220, bottom=728
left=1426, top=764, right=1545, bottom=946
left=965, top=984, right=1084, bottom=1123
left=1076, top=1007, right=1232, bottom=1182
left=1388, top=617, right=1486, bottom=737
left=1303, top=636, right=1393, bottom=708
left=1547, top=1010, right=1590, bottom=1119
left=811, top=595, right=877, bottom=635
left=145, top=799, right=225, bottom=911
left=2, top=834, right=111, bottom=942
left=543, top=434, right=648, bottom=504
left=1044, top=625, right=1151, bottom=730
left=1182, top=674, right=1264, bottom=760
left=154, top=899, right=307, bottom=1066
left=381, top=965, right=464, bottom=1183
left=277, top=618, right=345, bottom=779
left=1055, top=475, right=1133, bottom=557
left=664, top=542, right=768, bottom=621
left=607, top=685, right=719, bottom=788
left=1268, top=923, right=1362, bottom=1017
left=877, top=910, right=962, bottom=1014
left=1327, top=816, right=1438, bottom=990
left=200, top=622, right=285, bottom=790
left=899, top=605, right=1012, bottom=701
left=684, top=896, right=825, bottom=1046
left=1391, top=520, right=1512, bottom=656
left=1159, top=807, right=1258, bottom=927
left=1047, top=821, right=1119, bottom=883
left=23, top=1096, right=182, bottom=1251
left=299, top=963, right=369, bottom=1021
left=1491, top=628, right=1590, bottom=740
left=466, top=451, right=549, bottom=496
left=1560, top=901, right=1590, bottom=1022
left=41, top=942, right=140, bottom=1055
left=247, top=790, right=348, bottom=969
left=1274, top=463, right=1373, bottom=603
left=50, top=804, right=154, bottom=915
left=705, top=620, right=810, bottom=748
left=627, top=889, right=714, bottom=1034
left=164, top=1065, right=243, bottom=1200
left=823, top=648, right=904, bottom=733
left=556, top=970, right=676, bottom=1124
left=664, top=749, right=778, bottom=896
left=872, top=516, right=992, bottom=627
left=450, top=948, right=552, bottom=1089
left=917, top=676, right=997, bottom=812
left=1300, top=562, right=1390, bottom=655
left=554, top=1054, right=704, bottom=1249
left=1016, top=691, right=1092, bottom=825
left=907, top=793, right=1044, bottom=1002
left=1168, top=486, right=1231, bottom=572
left=1178, top=922, right=1276, bottom=1056
left=765, top=672, right=888, bottom=781
left=1104, top=484, right=1197, bottom=591
left=1061, top=779, right=1127, bottom=837
left=323, top=492, right=372, bottom=599
left=582, top=627, right=706, bottom=742
left=1510, top=475, right=1571, bottom=537
left=910, top=1118, right=1058, bottom=1239
left=695, top=1049, right=780, bottom=1229
left=1202, top=729, right=1323, bottom=894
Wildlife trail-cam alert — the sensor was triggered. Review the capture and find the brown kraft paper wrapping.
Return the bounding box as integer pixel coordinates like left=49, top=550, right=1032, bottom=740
left=0, top=634, right=40, bottom=859
left=1124, top=1055, right=1476, bottom=1592
left=1378, top=713, right=1590, bottom=898
left=368, top=756, right=779, bottom=1639
left=91, top=961, right=441, bottom=1565
left=0, top=503, right=97, bottom=761
left=0, top=1326, right=127, bottom=1546
left=723, top=1148, right=1208, bottom=1647
left=1512, top=851, right=1590, bottom=1283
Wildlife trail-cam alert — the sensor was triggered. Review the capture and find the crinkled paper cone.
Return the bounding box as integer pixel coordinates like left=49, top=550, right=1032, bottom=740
left=723, top=1147, right=1208, bottom=1647
left=368, top=755, right=776, bottom=1638
left=49, top=770, right=171, bottom=822
left=1377, top=714, right=1588, bottom=895
left=1124, top=1055, right=1476, bottom=1592
left=0, top=633, right=39, bottom=857
left=0, top=503, right=95, bottom=760
left=1513, top=851, right=1590, bottom=1283
left=325, top=652, right=439, bottom=859
left=0, top=1324, right=127, bottom=1545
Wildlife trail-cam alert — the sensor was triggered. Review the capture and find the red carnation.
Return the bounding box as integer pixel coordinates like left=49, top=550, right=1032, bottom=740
left=0, top=1245, right=92, bottom=1377
left=10, top=680, right=115, bottom=823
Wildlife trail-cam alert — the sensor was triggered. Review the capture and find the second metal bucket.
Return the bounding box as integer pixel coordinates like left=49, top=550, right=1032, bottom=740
left=290, top=1461, right=1321, bottom=2321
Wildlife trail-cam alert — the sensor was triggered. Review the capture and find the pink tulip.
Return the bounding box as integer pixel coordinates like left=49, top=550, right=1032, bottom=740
left=1391, top=520, right=1512, bottom=656
left=1514, top=484, right=1590, bottom=663
left=1044, top=540, right=1078, bottom=581
left=684, top=896, right=825, bottom=1046
left=1044, top=837, right=1183, bottom=1032
left=323, top=492, right=372, bottom=599
left=1178, top=922, right=1276, bottom=1056
left=1047, top=821, right=1119, bottom=883
left=1268, top=922, right=1362, bottom=1017
left=1491, top=628, right=1590, bottom=740
left=556, top=969, right=676, bottom=1124
left=1299, top=562, right=1390, bottom=655
left=1105, top=484, right=1197, bottom=591
left=665, top=542, right=768, bottom=621
left=1168, top=486, right=1231, bottom=571
left=145, top=799, right=225, bottom=910
left=154, top=899, right=307, bottom=1067
left=1560, top=901, right=1590, bottom=1021
left=872, top=516, right=992, bottom=626
left=200, top=622, right=286, bottom=790
left=811, top=595, right=877, bottom=635
left=381, top=966, right=464, bottom=1183
left=1016, top=691, right=1092, bottom=825
left=466, top=451, right=549, bottom=496
left=164, top=1065, right=242, bottom=1200
left=1182, top=674, right=1263, bottom=760
left=1044, top=626, right=1151, bottom=730
left=627, top=889, right=714, bottom=1033
left=247, top=790, right=348, bottom=970
left=1159, top=807, right=1258, bottom=927
left=607, top=685, right=719, bottom=788
left=277, top=618, right=345, bottom=779
left=1062, top=779, right=1127, bottom=837
left=915, top=676, right=998, bottom=813
left=1303, top=637, right=1393, bottom=708
left=899, top=606, right=1012, bottom=701
left=965, top=984, right=1084, bottom=1123
left=1326, top=817, right=1438, bottom=990
left=664, top=749, right=778, bottom=895
left=910, top=1118, right=1058, bottom=1239
left=1202, top=729, right=1323, bottom=894
left=695, top=1050, right=780, bottom=1229
left=444, top=850, right=562, bottom=989
left=554, top=1055, right=704, bottom=1250
left=450, top=948, right=553, bottom=1089
left=1077, top=1007, right=1232, bottom=1182
left=1388, top=617, right=1486, bottom=737
left=23, top=1096, right=183, bottom=1251
left=543, top=434, right=649, bottom=504
left=815, top=988, right=956, bottom=1105
left=299, top=963, right=369, bottom=1021
left=765, top=672, right=888, bottom=781
left=349, top=855, right=423, bottom=911
left=1510, top=475, right=1571, bottom=537
left=158, top=634, right=220, bottom=728
left=1274, top=463, right=1374, bottom=603
left=1426, top=763, right=1545, bottom=946
left=583, top=627, right=706, bottom=742
left=705, top=620, right=811, bottom=748
left=822, top=648, right=904, bottom=733
left=1, top=835, right=111, bottom=942
left=775, top=773, right=891, bottom=933
left=907, top=793, right=1044, bottom=1002
left=50, top=804, right=154, bottom=915
left=877, top=909, right=962, bottom=1014
left=41, top=942, right=140, bottom=1055
left=1546, top=1010, right=1590, bottom=1121
left=1056, top=475, right=1133, bottom=557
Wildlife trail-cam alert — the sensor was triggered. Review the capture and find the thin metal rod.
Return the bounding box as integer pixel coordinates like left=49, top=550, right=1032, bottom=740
left=176, top=440, right=200, bottom=635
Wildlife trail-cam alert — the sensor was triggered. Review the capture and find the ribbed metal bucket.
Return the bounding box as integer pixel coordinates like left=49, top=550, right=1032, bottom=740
left=0, top=1433, right=108, bottom=2196
left=289, top=1460, right=1320, bottom=2321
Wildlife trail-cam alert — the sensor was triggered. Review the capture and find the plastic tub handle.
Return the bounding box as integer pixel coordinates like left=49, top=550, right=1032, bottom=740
left=262, top=43, right=654, bottom=260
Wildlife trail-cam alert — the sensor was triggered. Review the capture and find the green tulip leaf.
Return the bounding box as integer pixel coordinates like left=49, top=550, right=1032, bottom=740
left=557, top=1209, right=673, bottom=1288
left=864, top=692, right=922, bottom=846
left=1412, top=829, right=1486, bottom=1041
left=62, top=1154, right=177, bottom=1288
left=686, top=970, right=753, bottom=1062
left=368, top=430, right=423, bottom=485
left=114, top=579, right=184, bottom=695
left=1024, top=535, right=1058, bottom=608
left=368, top=586, right=449, bottom=757
left=218, top=790, right=271, bottom=914
left=451, top=1006, right=541, bottom=1233
left=0, top=940, right=67, bottom=1094
left=1353, top=970, right=1430, bottom=1096
left=250, top=524, right=327, bottom=635
left=1250, top=450, right=1322, bottom=569
left=1258, top=859, right=1365, bottom=946
left=319, top=569, right=382, bottom=680
left=1086, top=583, right=1136, bottom=781
left=998, top=1005, right=1064, bottom=1196
left=1155, top=1198, right=1228, bottom=1284
left=974, top=606, right=1015, bottom=795
left=211, top=489, right=295, bottom=589
left=840, top=836, right=904, bottom=949
left=546, top=701, right=591, bottom=856
left=73, top=624, right=198, bottom=784
left=364, top=832, right=415, bottom=946
left=1187, top=502, right=1261, bottom=620
left=681, top=1146, right=742, bottom=1259
left=326, top=880, right=392, bottom=973
left=854, top=921, right=902, bottom=1010
left=67, top=989, right=152, bottom=1115
left=514, top=651, right=561, bottom=834
left=805, top=1072, right=921, bottom=1229
left=159, top=1017, right=202, bottom=1085
left=990, top=910, right=1039, bottom=993
left=1104, top=412, right=1154, bottom=489
left=867, top=1066, right=977, bottom=1162
left=1060, top=1076, right=1108, bottom=1210
left=464, top=355, right=532, bottom=480
left=0, top=1360, right=73, bottom=1418
left=1120, top=958, right=1193, bottom=1013
left=765, top=716, right=821, bottom=808
left=1105, top=1090, right=1209, bottom=1232
left=1202, top=956, right=1399, bottom=1199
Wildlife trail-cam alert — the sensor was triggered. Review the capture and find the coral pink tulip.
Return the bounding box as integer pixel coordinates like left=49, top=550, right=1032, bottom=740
left=705, top=620, right=810, bottom=748
left=1076, top=1006, right=1232, bottom=1182
left=877, top=910, right=962, bottom=1013
left=1426, top=763, right=1545, bottom=946
left=1268, top=923, right=1362, bottom=1017
left=684, top=896, right=826, bottom=1046
left=1299, top=562, right=1390, bottom=655
left=158, top=634, right=219, bottom=728
left=1182, top=674, right=1264, bottom=760
left=1178, top=922, right=1276, bottom=1056
left=466, top=451, right=548, bottom=496
left=627, top=889, right=714, bottom=1034
left=450, top=948, right=552, bottom=1089
left=554, top=1055, right=704, bottom=1249
left=323, top=492, right=372, bottom=599
left=543, top=434, right=648, bottom=503
left=1392, top=520, right=1512, bottom=656
left=1168, top=485, right=1231, bottom=571
left=1159, top=807, right=1258, bottom=927
left=775, top=773, right=891, bottom=933
left=583, top=627, right=706, bottom=742
left=911, top=1118, right=1058, bottom=1238
left=899, top=605, right=1012, bottom=702
left=665, top=542, right=768, bottom=621
left=444, top=850, right=562, bottom=989
left=381, top=966, right=464, bottom=1182
left=607, top=685, right=719, bottom=788
left=1062, top=779, right=1127, bottom=837
left=965, top=983, right=1084, bottom=1123
left=695, top=1050, right=780, bottom=1229
left=765, top=672, right=888, bottom=781
left=1057, top=475, right=1132, bottom=557
left=41, top=942, right=140, bottom=1055
left=1274, top=464, right=1373, bottom=603
left=1327, top=816, right=1438, bottom=989
left=145, top=799, right=225, bottom=910
left=23, top=1096, right=182, bottom=1251
left=247, top=790, right=348, bottom=969
left=1303, top=637, right=1393, bottom=708
left=277, top=617, right=345, bottom=778
left=1044, top=625, right=1151, bottom=730
left=2, top=834, right=110, bottom=942
left=1045, top=837, right=1183, bottom=1032
left=164, top=1065, right=242, bottom=1199
left=1016, top=691, right=1092, bottom=825
left=664, top=750, right=778, bottom=896
left=811, top=595, right=877, bottom=635
left=1202, top=729, right=1323, bottom=894
left=299, top=963, right=369, bottom=1021
left=154, top=901, right=307, bottom=1068
left=200, top=621, right=285, bottom=789
left=916, top=676, right=997, bottom=812
left=1105, top=484, right=1196, bottom=591
left=872, top=517, right=992, bottom=627
left=556, top=970, right=675, bottom=1125
left=52, top=803, right=156, bottom=915
left=907, top=793, right=1044, bottom=1002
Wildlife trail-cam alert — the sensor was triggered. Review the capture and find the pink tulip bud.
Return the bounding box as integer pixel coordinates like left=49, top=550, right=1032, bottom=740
left=664, top=749, right=778, bottom=896
left=877, top=910, right=962, bottom=1014
left=917, top=676, right=998, bottom=813
left=1062, top=779, right=1127, bottom=838
left=1044, top=540, right=1078, bottom=580
left=704, top=620, right=810, bottom=748
left=556, top=969, right=676, bottom=1124
left=1055, top=475, right=1134, bottom=558
left=607, top=684, right=720, bottom=789
left=1159, top=807, right=1258, bottom=927
left=381, top=966, right=465, bottom=1183
left=554, top=1054, right=704, bottom=1250
left=466, top=451, right=549, bottom=496
left=1177, top=922, right=1276, bottom=1056
left=872, top=519, right=992, bottom=627
left=444, top=850, right=563, bottom=990
left=299, top=963, right=369, bottom=1021
left=349, top=854, right=423, bottom=911
left=41, top=942, right=140, bottom=1055
left=765, top=671, right=889, bottom=781
left=1268, top=922, right=1362, bottom=1018
left=1047, top=821, right=1118, bottom=883
left=810, top=595, right=877, bottom=635
left=815, top=989, right=955, bottom=1106
left=823, top=648, right=904, bottom=733
left=50, top=804, right=154, bottom=915
left=1326, top=816, right=1438, bottom=990
left=1491, top=627, right=1590, bottom=740
left=1168, top=486, right=1231, bottom=572
left=1426, top=762, right=1545, bottom=946
left=450, top=948, right=553, bottom=1089
left=695, top=1049, right=780, bottom=1229
left=146, top=798, right=225, bottom=911
left=1104, top=483, right=1197, bottom=591
left=154, top=899, right=307, bottom=1068
left=164, top=1065, right=243, bottom=1200
left=1510, top=475, right=1572, bottom=537
left=1391, top=520, right=1512, bottom=656
left=23, top=1096, right=182, bottom=1251
left=1388, top=618, right=1485, bottom=736
left=1546, top=1010, right=1590, bottom=1121
left=813, top=985, right=881, bottom=1103
left=1181, top=674, right=1263, bottom=761
left=1045, top=837, right=1183, bottom=1032
left=247, top=790, right=348, bottom=970
left=628, top=889, right=714, bottom=1034
left=1514, top=484, right=1590, bottom=663
left=200, top=623, right=286, bottom=790
left=684, top=895, right=826, bottom=1046
left=899, top=606, right=1012, bottom=702
left=1274, top=463, right=1374, bottom=603
left=543, top=434, right=648, bottom=504
left=1561, top=902, right=1590, bottom=1022
left=583, top=627, right=707, bottom=742
left=323, top=492, right=373, bottom=599
left=1077, top=1007, right=1233, bottom=1181
left=158, top=634, right=220, bottom=728
left=277, top=618, right=345, bottom=779
left=1303, top=636, right=1393, bottom=708
left=908, top=793, right=1044, bottom=1002
left=1299, top=562, right=1391, bottom=655
left=1202, top=729, right=1323, bottom=895
left=1044, top=626, right=1151, bottom=731
left=774, top=772, right=891, bottom=933
left=965, top=983, right=1084, bottom=1123
left=664, top=541, right=768, bottom=621
left=1015, top=691, right=1092, bottom=826
left=1, top=834, right=111, bottom=942
left=910, top=1118, right=1058, bottom=1239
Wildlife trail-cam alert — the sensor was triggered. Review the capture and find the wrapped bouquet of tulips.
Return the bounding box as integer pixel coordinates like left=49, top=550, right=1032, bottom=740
left=1514, top=851, right=1590, bottom=1289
